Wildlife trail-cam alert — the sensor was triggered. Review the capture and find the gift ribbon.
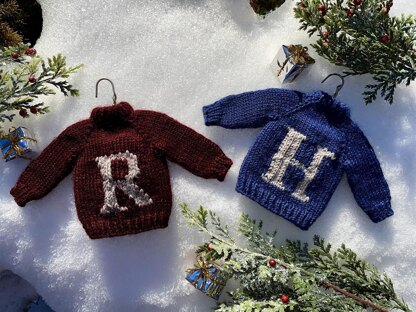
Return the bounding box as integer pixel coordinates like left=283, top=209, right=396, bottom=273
left=0, top=127, right=36, bottom=160
left=277, top=44, right=315, bottom=82
left=186, top=256, right=227, bottom=299
left=186, top=256, right=226, bottom=286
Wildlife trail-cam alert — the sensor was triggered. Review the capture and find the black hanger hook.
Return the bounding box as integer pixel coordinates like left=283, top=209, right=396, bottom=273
left=321, top=73, right=345, bottom=98
left=95, top=78, right=117, bottom=105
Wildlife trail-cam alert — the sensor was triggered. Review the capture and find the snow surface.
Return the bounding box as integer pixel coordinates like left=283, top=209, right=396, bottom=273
left=1, top=0, right=416, bottom=311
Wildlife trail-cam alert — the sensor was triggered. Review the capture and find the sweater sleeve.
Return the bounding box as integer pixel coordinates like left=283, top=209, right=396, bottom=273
left=10, top=120, right=93, bottom=207
left=341, top=122, right=393, bottom=223
left=140, top=111, right=232, bottom=181
left=202, top=88, right=307, bottom=129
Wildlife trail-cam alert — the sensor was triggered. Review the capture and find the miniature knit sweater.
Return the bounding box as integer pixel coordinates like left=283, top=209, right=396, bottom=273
left=11, top=102, right=232, bottom=239
left=203, top=88, right=393, bottom=230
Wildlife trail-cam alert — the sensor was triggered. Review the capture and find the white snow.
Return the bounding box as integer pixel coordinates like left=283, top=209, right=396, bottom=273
left=1, top=0, right=416, bottom=311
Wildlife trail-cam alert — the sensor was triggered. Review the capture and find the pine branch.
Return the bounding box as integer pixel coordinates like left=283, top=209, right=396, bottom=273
left=181, top=204, right=410, bottom=311
left=0, top=22, right=22, bottom=47
left=0, top=0, right=25, bottom=48
left=0, top=0, right=23, bottom=22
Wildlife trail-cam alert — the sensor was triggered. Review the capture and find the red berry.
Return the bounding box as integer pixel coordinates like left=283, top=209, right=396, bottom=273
left=11, top=52, right=20, bottom=59
left=281, top=295, right=289, bottom=304
left=30, top=107, right=38, bottom=114
left=268, top=259, right=277, bottom=267
left=19, top=108, right=28, bottom=118
left=318, top=3, right=327, bottom=15
left=28, top=75, right=36, bottom=83
left=380, top=34, right=390, bottom=43
left=346, top=8, right=354, bottom=17
left=298, top=2, right=306, bottom=8
left=206, top=244, right=212, bottom=251
left=322, top=31, right=329, bottom=38
left=354, top=0, right=362, bottom=5
left=25, top=48, right=37, bottom=56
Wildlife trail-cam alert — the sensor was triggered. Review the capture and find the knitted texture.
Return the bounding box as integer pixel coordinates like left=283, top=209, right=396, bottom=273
left=11, top=102, right=232, bottom=239
left=203, top=89, right=393, bottom=230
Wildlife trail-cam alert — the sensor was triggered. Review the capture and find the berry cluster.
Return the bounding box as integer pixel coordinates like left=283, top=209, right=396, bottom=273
left=297, top=1, right=392, bottom=48
left=10, top=47, right=37, bottom=60
left=268, top=258, right=290, bottom=304
left=19, top=107, right=38, bottom=118
left=11, top=47, right=39, bottom=85
left=10, top=47, right=41, bottom=119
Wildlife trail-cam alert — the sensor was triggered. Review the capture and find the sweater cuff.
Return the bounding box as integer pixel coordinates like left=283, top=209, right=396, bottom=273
left=365, top=203, right=394, bottom=223
left=10, top=185, right=31, bottom=207
left=212, top=156, right=233, bottom=181
left=202, top=103, right=223, bottom=126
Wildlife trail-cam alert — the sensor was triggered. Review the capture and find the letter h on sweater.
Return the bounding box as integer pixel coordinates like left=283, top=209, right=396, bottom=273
left=262, top=127, right=335, bottom=202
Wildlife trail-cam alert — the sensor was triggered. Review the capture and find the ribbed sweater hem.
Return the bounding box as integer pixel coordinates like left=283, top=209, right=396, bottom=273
left=82, top=210, right=171, bottom=239
left=236, top=176, right=318, bottom=230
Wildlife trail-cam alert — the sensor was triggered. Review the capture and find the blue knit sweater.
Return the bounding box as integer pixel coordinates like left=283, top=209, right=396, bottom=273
left=203, top=89, right=393, bottom=230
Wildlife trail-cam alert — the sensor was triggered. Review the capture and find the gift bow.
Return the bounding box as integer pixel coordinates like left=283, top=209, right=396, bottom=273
left=287, top=44, right=315, bottom=65
left=186, top=255, right=227, bottom=300
left=186, top=256, right=226, bottom=286
left=277, top=44, right=315, bottom=81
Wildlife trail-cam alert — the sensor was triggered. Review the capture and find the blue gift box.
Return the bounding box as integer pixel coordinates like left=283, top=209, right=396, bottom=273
left=186, top=257, right=227, bottom=300
left=0, top=127, right=33, bottom=161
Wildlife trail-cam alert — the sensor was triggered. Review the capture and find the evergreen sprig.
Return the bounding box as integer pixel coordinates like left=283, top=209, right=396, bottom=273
left=294, top=0, right=416, bottom=104
left=0, top=43, right=83, bottom=130
left=181, top=204, right=410, bottom=311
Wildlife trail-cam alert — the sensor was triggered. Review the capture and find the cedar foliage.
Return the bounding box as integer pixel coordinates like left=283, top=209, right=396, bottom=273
left=0, top=43, right=82, bottom=130
left=182, top=204, right=410, bottom=311
left=294, top=0, right=416, bottom=104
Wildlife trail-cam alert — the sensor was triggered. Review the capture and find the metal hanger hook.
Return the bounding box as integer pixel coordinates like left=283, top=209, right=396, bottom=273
left=321, top=73, right=345, bottom=98
left=95, top=78, right=117, bottom=105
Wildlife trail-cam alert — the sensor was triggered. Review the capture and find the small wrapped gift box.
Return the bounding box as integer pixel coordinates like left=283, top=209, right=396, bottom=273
left=186, top=256, right=228, bottom=300
left=0, top=127, right=35, bottom=161
left=271, top=44, right=315, bottom=83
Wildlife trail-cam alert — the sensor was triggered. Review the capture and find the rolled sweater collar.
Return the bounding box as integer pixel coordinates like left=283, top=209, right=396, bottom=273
left=91, top=102, right=134, bottom=130
left=303, top=90, right=350, bottom=125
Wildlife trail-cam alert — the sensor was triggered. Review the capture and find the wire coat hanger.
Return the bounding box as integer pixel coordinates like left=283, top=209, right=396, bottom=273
left=321, top=73, right=345, bottom=98
left=95, top=78, right=117, bottom=105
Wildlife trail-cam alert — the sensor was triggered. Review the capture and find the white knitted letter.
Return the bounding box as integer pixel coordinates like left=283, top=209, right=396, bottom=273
left=96, top=151, right=153, bottom=215
left=262, top=128, right=335, bottom=202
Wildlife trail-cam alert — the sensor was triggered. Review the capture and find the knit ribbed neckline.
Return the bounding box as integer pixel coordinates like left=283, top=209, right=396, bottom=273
left=302, top=90, right=324, bottom=105
left=303, top=90, right=350, bottom=125
left=91, top=102, right=134, bottom=130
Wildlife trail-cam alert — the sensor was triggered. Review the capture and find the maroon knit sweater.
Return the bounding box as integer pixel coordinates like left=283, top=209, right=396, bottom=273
left=10, top=102, right=232, bottom=239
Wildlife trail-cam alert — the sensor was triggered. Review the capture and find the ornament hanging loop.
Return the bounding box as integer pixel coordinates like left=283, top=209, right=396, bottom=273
left=321, top=73, right=345, bottom=98
left=95, top=78, right=117, bottom=105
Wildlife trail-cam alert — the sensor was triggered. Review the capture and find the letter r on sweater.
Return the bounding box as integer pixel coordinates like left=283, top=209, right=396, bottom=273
left=96, top=151, right=153, bottom=215
left=262, top=127, right=335, bottom=202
